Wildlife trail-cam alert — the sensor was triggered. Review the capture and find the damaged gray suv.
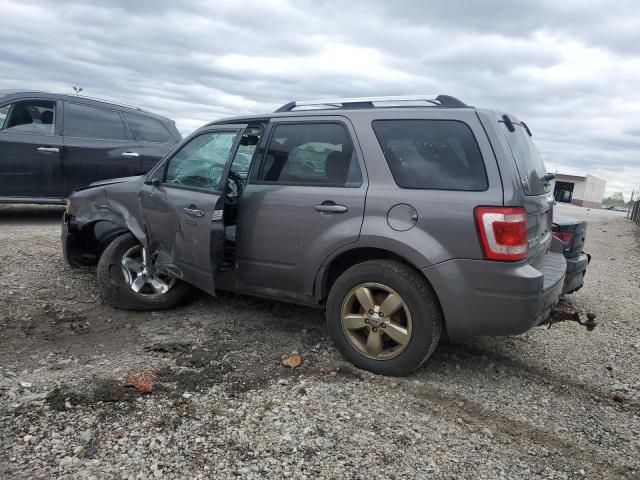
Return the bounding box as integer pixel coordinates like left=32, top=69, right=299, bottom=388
left=62, top=95, right=566, bottom=376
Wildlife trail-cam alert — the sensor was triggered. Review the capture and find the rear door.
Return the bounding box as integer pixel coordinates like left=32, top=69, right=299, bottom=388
left=123, top=112, right=181, bottom=172
left=499, top=117, right=554, bottom=269
left=235, top=117, right=367, bottom=297
left=140, top=125, right=246, bottom=295
left=62, top=101, right=142, bottom=195
left=0, top=98, right=64, bottom=198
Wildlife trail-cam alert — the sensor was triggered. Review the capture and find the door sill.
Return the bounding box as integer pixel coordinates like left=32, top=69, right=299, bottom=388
left=0, top=196, right=66, bottom=205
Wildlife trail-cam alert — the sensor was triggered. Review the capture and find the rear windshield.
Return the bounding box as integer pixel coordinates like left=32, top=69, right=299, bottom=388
left=501, top=122, right=550, bottom=196
left=372, top=119, right=488, bottom=191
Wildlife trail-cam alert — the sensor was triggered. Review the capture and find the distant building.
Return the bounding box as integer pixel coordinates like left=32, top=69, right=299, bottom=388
left=549, top=173, right=606, bottom=208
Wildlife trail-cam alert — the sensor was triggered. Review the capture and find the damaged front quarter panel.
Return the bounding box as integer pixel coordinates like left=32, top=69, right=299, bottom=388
left=62, top=176, right=149, bottom=267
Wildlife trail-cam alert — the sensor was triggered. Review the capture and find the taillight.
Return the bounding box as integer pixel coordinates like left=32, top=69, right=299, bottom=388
left=553, top=231, right=573, bottom=247
left=475, top=207, right=528, bottom=261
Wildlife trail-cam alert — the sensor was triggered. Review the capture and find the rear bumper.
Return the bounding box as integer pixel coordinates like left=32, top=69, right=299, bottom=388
left=422, top=251, right=566, bottom=341
left=562, top=252, right=589, bottom=294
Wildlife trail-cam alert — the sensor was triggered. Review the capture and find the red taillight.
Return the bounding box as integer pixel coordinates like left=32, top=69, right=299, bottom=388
left=475, top=207, right=528, bottom=261
left=553, top=231, right=573, bottom=246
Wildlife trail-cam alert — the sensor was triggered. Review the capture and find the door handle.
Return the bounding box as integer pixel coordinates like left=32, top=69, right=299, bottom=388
left=121, top=152, right=140, bottom=158
left=37, top=147, right=59, bottom=154
left=314, top=202, right=348, bottom=213
left=183, top=207, right=204, bottom=217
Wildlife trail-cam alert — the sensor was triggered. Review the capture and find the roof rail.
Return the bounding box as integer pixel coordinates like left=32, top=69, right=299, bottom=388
left=274, top=94, right=468, bottom=112
left=69, top=95, right=144, bottom=111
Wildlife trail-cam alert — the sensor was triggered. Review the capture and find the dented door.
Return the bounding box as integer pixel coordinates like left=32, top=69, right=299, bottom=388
left=139, top=125, right=246, bottom=295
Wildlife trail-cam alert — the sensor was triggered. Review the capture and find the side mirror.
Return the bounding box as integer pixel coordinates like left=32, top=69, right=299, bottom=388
left=144, top=177, right=160, bottom=187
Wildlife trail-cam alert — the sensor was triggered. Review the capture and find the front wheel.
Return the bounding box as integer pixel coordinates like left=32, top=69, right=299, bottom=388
left=97, top=233, right=188, bottom=310
left=326, top=260, right=443, bottom=376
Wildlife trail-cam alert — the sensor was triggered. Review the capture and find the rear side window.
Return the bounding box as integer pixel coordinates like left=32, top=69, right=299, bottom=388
left=258, top=123, right=362, bottom=187
left=125, top=113, right=172, bottom=143
left=500, top=122, right=550, bottom=196
left=64, top=103, right=126, bottom=140
left=372, top=120, right=487, bottom=191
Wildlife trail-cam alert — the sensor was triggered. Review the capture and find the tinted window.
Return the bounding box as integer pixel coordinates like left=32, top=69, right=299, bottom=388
left=1, top=100, right=56, bottom=135
left=372, top=120, right=487, bottom=191
left=64, top=103, right=126, bottom=140
left=259, top=123, right=361, bottom=187
left=125, top=113, right=171, bottom=143
left=501, top=122, right=550, bottom=195
left=164, top=130, right=239, bottom=191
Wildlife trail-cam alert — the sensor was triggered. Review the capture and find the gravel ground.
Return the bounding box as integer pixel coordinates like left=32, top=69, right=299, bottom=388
left=0, top=203, right=638, bottom=479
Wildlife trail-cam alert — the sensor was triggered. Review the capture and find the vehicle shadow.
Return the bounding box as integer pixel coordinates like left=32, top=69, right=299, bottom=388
left=0, top=204, right=64, bottom=223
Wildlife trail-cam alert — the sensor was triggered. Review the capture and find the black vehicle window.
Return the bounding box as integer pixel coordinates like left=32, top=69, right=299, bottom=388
left=372, top=120, right=488, bottom=191
left=164, top=130, right=239, bottom=191
left=259, top=123, right=362, bottom=187
left=500, top=122, right=550, bottom=196
left=124, top=113, right=172, bottom=143
left=1, top=100, right=56, bottom=135
left=64, top=103, right=126, bottom=140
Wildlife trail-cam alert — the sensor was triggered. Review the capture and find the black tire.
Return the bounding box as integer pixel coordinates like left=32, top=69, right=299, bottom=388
left=326, top=260, right=443, bottom=376
left=97, top=233, right=188, bottom=311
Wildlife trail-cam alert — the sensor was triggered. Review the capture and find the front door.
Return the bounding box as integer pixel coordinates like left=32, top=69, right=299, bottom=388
left=235, top=118, right=367, bottom=298
left=0, top=99, right=64, bottom=199
left=139, top=125, right=246, bottom=295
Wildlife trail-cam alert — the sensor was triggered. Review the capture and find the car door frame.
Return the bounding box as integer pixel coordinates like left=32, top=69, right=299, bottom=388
left=140, top=123, right=248, bottom=295
left=234, top=115, right=369, bottom=301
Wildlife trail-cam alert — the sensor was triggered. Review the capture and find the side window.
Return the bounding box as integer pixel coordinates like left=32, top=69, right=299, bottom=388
left=64, top=103, right=126, bottom=140
left=372, top=120, right=488, bottom=191
left=124, top=113, right=172, bottom=143
left=259, top=123, right=362, bottom=187
left=164, top=130, right=239, bottom=191
left=1, top=100, right=56, bottom=135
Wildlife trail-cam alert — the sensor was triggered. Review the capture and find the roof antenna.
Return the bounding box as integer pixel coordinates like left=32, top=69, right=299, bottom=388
left=73, top=86, right=83, bottom=96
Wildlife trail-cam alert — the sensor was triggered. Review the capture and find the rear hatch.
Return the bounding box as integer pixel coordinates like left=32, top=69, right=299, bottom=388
left=500, top=116, right=553, bottom=270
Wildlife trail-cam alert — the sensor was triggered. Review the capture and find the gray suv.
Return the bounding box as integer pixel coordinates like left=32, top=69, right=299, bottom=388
left=62, top=95, right=566, bottom=376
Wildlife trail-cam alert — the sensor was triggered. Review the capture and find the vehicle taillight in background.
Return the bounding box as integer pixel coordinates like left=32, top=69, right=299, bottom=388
left=475, top=207, right=528, bottom=261
left=552, top=231, right=574, bottom=247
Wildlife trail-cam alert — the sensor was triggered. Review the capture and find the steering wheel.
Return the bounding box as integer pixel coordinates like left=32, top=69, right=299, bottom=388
left=225, top=170, right=245, bottom=206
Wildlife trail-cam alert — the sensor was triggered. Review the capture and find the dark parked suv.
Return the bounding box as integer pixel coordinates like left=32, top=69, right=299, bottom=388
left=62, top=95, right=567, bottom=375
left=0, top=90, right=181, bottom=204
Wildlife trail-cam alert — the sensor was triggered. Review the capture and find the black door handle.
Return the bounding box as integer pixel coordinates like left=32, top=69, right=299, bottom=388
left=314, top=201, right=348, bottom=213
left=183, top=207, right=204, bottom=217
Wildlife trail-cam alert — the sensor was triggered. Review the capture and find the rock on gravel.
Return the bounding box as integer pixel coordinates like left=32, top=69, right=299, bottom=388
left=0, top=203, right=639, bottom=479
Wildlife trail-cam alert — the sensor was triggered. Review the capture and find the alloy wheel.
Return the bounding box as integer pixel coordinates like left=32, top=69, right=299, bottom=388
left=120, top=245, right=176, bottom=296
left=340, top=282, right=413, bottom=360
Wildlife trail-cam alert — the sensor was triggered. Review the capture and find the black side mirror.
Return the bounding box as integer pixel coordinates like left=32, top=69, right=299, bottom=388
left=144, top=177, right=160, bottom=187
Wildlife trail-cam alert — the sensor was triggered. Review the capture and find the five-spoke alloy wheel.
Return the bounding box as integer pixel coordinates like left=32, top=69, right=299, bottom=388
left=97, top=233, right=188, bottom=310
left=327, top=259, right=442, bottom=376
left=341, top=283, right=412, bottom=360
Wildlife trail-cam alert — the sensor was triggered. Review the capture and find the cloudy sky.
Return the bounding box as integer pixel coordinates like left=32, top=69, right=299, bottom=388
left=1, top=0, right=639, bottom=199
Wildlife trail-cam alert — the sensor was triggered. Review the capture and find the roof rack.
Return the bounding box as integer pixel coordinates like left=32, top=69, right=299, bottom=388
left=69, top=95, right=144, bottom=111
left=274, top=95, right=468, bottom=112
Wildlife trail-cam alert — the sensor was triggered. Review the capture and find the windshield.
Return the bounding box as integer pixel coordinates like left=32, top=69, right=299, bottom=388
left=501, top=122, right=550, bottom=196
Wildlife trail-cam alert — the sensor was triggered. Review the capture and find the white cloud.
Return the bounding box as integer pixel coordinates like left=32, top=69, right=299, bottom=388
left=0, top=0, right=638, bottom=199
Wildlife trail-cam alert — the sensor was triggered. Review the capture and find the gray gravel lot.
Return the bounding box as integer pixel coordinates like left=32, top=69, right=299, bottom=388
left=0, top=203, right=638, bottom=479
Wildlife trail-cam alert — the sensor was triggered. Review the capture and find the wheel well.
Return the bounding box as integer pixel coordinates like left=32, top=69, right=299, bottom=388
left=322, top=248, right=418, bottom=300
left=320, top=247, right=448, bottom=338
left=66, top=219, right=129, bottom=266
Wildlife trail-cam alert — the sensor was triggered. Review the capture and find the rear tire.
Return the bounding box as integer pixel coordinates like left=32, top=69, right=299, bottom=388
left=326, top=260, right=442, bottom=376
left=97, top=233, right=188, bottom=311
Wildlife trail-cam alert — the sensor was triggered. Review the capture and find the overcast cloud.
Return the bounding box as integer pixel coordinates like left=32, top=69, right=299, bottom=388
left=1, top=0, right=639, bottom=198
